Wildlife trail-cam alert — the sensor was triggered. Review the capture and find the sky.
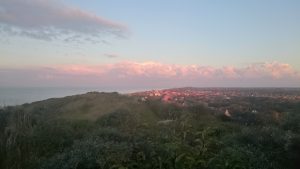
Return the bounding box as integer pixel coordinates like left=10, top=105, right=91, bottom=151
left=0, top=0, right=300, bottom=88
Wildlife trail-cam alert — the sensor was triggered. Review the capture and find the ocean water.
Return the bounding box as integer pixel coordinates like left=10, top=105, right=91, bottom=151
left=0, top=87, right=141, bottom=106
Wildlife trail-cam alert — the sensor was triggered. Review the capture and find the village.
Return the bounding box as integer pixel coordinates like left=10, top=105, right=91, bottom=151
left=131, top=87, right=300, bottom=118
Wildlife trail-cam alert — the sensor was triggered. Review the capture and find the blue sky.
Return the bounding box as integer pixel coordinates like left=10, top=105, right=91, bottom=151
left=0, top=0, right=299, bottom=87
left=64, top=0, right=300, bottom=67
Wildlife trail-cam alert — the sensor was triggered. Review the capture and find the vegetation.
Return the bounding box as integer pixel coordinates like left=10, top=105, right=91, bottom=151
left=0, top=92, right=299, bottom=169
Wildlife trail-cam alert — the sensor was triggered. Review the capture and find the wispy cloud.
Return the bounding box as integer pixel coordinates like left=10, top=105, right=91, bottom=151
left=0, top=61, right=299, bottom=87
left=0, top=0, right=128, bottom=42
left=104, top=53, right=119, bottom=58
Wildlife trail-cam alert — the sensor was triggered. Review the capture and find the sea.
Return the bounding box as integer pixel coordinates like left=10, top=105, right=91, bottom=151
left=0, top=87, right=149, bottom=107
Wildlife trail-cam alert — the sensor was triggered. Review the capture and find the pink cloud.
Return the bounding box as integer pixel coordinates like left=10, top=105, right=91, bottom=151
left=1, top=61, right=299, bottom=87
left=242, top=62, right=299, bottom=79
left=263, top=62, right=296, bottom=79
left=53, top=61, right=299, bottom=80
left=221, top=66, right=240, bottom=79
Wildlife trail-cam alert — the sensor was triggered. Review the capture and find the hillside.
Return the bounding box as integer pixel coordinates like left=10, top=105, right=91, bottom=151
left=0, top=90, right=300, bottom=169
left=19, top=92, right=156, bottom=121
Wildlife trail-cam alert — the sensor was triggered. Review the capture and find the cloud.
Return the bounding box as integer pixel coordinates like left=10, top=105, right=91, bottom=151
left=62, top=61, right=296, bottom=80
left=104, top=53, right=119, bottom=58
left=0, top=0, right=128, bottom=42
left=1, top=61, right=299, bottom=87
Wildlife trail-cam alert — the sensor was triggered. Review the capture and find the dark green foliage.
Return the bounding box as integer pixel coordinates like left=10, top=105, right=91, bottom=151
left=96, top=109, right=138, bottom=130
left=0, top=92, right=299, bottom=169
left=40, top=129, right=132, bottom=169
left=209, top=145, right=269, bottom=169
